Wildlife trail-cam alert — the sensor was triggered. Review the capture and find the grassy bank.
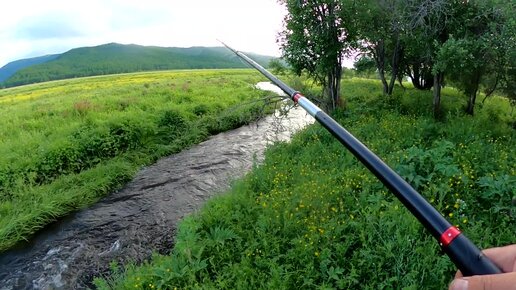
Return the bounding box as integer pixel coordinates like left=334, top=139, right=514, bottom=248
left=0, top=69, right=274, bottom=252
left=96, top=78, right=515, bottom=289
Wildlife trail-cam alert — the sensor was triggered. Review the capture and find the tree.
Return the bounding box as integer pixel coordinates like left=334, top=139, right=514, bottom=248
left=500, top=48, right=516, bottom=107
left=403, top=38, right=435, bottom=91
left=481, top=0, right=515, bottom=105
left=353, top=55, right=376, bottom=77
left=404, top=0, right=451, bottom=118
left=278, top=0, right=356, bottom=111
left=434, top=0, right=510, bottom=115
left=354, top=0, right=410, bottom=96
left=268, top=58, right=287, bottom=76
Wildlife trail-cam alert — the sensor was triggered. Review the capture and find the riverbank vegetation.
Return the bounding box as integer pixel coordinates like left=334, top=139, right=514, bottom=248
left=0, top=69, right=274, bottom=252
left=95, top=78, right=514, bottom=289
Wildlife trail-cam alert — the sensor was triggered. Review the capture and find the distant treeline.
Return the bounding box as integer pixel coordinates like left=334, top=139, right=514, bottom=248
left=1, top=43, right=273, bottom=87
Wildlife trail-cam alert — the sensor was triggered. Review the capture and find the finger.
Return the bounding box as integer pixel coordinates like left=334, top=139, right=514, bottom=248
left=449, top=272, right=516, bottom=290
left=482, top=244, right=516, bottom=272
left=454, top=270, right=463, bottom=279
left=449, top=278, right=468, bottom=290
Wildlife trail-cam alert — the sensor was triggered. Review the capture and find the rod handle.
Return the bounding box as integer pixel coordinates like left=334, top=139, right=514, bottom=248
left=444, top=234, right=503, bottom=276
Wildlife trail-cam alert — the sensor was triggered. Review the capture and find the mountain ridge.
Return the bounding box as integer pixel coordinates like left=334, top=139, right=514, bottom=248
left=1, top=43, right=274, bottom=88
left=0, top=54, right=60, bottom=83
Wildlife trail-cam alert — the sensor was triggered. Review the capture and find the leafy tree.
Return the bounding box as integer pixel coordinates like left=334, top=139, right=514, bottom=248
left=481, top=0, right=515, bottom=105
left=354, top=0, right=409, bottom=96
left=403, top=39, right=435, bottom=91
left=404, top=0, right=451, bottom=118
left=434, top=0, right=510, bottom=115
left=353, top=55, right=376, bottom=77
left=278, top=0, right=513, bottom=117
left=501, top=49, right=516, bottom=108
left=278, top=0, right=356, bottom=111
left=268, top=58, right=287, bottom=75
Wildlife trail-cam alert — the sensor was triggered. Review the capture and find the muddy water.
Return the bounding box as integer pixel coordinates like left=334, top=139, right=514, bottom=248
left=0, top=83, right=313, bottom=290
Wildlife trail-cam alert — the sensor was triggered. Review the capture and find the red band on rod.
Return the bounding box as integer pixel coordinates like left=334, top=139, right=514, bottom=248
left=292, top=93, right=302, bottom=103
left=440, top=226, right=461, bottom=247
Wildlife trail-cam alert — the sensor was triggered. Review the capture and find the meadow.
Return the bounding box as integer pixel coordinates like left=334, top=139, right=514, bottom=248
left=0, top=69, right=273, bottom=252
left=95, top=78, right=515, bottom=289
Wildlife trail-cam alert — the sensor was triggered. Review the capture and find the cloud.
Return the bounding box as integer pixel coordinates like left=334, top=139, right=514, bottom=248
left=105, top=1, right=172, bottom=30
left=15, top=14, right=86, bottom=40
left=0, top=0, right=286, bottom=67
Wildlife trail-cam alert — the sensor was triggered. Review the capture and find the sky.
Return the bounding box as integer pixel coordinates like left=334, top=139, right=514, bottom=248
left=0, top=0, right=287, bottom=67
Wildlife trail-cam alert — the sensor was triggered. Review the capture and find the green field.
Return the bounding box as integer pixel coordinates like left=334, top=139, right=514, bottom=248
left=0, top=69, right=273, bottom=252
left=95, top=78, right=515, bottom=289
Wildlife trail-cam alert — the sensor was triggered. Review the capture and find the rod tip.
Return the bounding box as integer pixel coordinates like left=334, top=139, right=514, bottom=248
left=217, top=40, right=237, bottom=53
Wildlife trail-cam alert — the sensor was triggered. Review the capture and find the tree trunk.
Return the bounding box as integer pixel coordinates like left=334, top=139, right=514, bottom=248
left=335, top=64, right=342, bottom=107
left=379, top=70, right=389, bottom=95
left=326, top=59, right=342, bottom=111
left=433, top=72, right=443, bottom=119
left=466, top=91, right=477, bottom=115
left=325, top=6, right=342, bottom=112
left=410, top=64, right=434, bottom=90
left=328, top=72, right=336, bottom=111
left=387, top=36, right=402, bottom=95
left=466, top=74, right=480, bottom=115
left=410, top=65, right=422, bottom=89
left=466, top=93, right=476, bottom=115
left=482, top=73, right=499, bottom=103
left=373, top=41, right=389, bottom=95
left=397, top=74, right=405, bottom=89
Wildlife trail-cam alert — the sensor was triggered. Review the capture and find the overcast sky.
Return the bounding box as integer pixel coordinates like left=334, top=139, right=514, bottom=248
left=0, top=0, right=286, bottom=67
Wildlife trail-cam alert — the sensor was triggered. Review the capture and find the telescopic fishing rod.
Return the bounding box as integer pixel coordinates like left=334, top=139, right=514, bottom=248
left=221, top=42, right=503, bottom=276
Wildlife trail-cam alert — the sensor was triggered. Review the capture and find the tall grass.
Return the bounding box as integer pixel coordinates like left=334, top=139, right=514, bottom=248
left=96, top=78, right=515, bottom=289
left=0, top=69, right=273, bottom=252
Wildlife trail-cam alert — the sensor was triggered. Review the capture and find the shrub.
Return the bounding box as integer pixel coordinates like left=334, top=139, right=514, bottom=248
left=158, top=110, right=188, bottom=132
left=192, top=104, right=210, bottom=116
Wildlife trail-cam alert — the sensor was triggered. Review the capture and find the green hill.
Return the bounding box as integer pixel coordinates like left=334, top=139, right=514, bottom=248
left=0, top=54, right=60, bottom=83
left=2, top=43, right=273, bottom=87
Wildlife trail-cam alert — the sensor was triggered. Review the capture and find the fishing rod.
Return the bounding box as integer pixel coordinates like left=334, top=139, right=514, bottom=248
left=221, top=42, right=503, bottom=276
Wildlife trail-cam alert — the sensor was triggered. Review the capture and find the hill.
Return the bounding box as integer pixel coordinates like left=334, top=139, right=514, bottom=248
left=1, top=43, right=274, bottom=87
left=0, top=54, right=59, bottom=83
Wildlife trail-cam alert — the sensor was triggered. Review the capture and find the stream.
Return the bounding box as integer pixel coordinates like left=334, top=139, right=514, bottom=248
left=0, top=82, right=313, bottom=289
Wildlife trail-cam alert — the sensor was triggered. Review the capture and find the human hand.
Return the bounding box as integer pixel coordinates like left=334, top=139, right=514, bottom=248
left=449, top=244, right=516, bottom=290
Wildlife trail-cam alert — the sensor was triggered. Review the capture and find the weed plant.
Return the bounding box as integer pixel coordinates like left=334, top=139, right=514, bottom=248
left=0, top=69, right=273, bottom=252
left=96, top=78, right=515, bottom=289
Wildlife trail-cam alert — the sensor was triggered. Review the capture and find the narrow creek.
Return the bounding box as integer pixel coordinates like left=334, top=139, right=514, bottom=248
left=0, top=83, right=313, bottom=290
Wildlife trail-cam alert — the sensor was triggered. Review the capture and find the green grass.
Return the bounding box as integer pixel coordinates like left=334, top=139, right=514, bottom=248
left=0, top=69, right=275, bottom=252
left=95, top=78, right=515, bottom=289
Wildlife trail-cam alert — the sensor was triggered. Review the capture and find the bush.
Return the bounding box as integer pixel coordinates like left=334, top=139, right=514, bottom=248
left=480, top=100, right=506, bottom=123
left=158, top=109, right=188, bottom=134
left=35, top=141, right=83, bottom=183
left=192, top=104, right=210, bottom=116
